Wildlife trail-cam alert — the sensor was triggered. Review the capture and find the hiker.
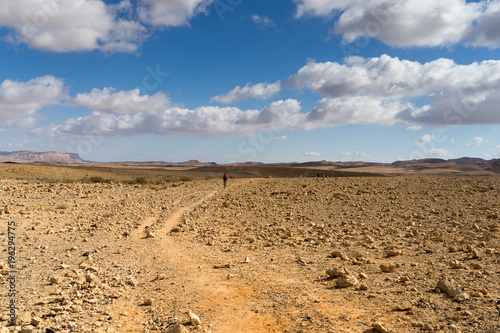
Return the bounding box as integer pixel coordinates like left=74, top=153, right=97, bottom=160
left=223, top=173, right=228, bottom=188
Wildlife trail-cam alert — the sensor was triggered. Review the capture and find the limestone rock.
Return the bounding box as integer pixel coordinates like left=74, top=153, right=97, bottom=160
left=165, top=323, right=189, bottom=333
left=372, top=322, right=388, bottom=333
left=336, top=275, right=358, bottom=288
left=188, top=310, right=201, bottom=326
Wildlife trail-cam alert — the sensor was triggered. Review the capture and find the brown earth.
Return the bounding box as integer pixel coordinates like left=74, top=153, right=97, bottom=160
left=0, top=163, right=499, bottom=333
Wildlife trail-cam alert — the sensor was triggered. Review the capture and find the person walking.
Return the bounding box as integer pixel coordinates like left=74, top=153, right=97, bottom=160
left=223, top=173, right=228, bottom=188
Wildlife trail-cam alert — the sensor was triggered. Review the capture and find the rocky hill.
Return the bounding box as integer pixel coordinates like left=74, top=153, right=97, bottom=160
left=0, top=151, right=84, bottom=163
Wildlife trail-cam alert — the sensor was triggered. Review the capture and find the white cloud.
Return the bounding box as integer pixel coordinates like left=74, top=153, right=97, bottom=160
left=407, top=125, right=422, bottom=131
left=30, top=99, right=306, bottom=140
left=0, top=0, right=147, bottom=53
left=138, top=0, right=213, bottom=27
left=211, top=82, right=283, bottom=104
left=274, top=135, right=288, bottom=140
left=0, top=75, right=66, bottom=129
left=355, top=151, right=370, bottom=158
left=429, top=148, right=451, bottom=158
left=305, top=151, right=321, bottom=157
left=285, top=55, right=500, bottom=126
left=466, top=137, right=487, bottom=146
left=251, top=15, right=277, bottom=29
left=417, top=134, right=434, bottom=146
left=342, top=152, right=352, bottom=156
left=295, top=0, right=500, bottom=48
left=72, top=88, right=172, bottom=115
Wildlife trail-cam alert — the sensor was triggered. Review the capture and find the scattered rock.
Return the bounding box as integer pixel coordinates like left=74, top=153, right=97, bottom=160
left=380, top=264, right=396, bottom=273
left=372, top=322, right=388, bottom=333
left=188, top=310, right=201, bottom=326
left=165, top=323, right=189, bottom=333
left=326, top=267, right=350, bottom=278
left=336, top=275, right=358, bottom=288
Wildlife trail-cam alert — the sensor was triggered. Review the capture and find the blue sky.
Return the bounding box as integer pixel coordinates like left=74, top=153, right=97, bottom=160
left=1, top=0, right=500, bottom=163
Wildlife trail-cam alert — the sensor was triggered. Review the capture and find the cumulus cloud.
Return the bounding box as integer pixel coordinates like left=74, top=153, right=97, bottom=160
left=429, top=148, right=451, bottom=158
left=0, top=0, right=147, bottom=52
left=72, top=88, right=172, bottom=115
left=295, top=0, right=500, bottom=48
left=285, top=55, right=500, bottom=126
left=0, top=75, right=66, bottom=129
left=211, top=82, right=283, bottom=104
left=251, top=15, right=277, bottom=29
left=138, top=0, right=213, bottom=27
left=0, top=0, right=216, bottom=53
left=417, top=134, right=435, bottom=146
left=30, top=99, right=306, bottom=140
left=466, top=137, right=488, bottom=146
left=305, top=151, right=320, bottom=157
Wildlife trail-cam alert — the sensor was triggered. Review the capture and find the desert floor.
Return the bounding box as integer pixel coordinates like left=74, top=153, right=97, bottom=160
left=0, top=165, right=499, bottom=333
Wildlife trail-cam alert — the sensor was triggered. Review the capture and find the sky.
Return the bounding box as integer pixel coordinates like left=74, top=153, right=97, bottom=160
left=1, top=0, right=500, bottom=163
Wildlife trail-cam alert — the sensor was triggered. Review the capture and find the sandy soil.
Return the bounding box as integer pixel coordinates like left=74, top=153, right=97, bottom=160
left=0, top=167, right=499, bottom=333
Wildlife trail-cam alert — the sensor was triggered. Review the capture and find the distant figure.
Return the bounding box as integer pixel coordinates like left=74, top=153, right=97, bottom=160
left=317, top=172, right=320, bottom=177
left=223, top=173, right=228, bottom=188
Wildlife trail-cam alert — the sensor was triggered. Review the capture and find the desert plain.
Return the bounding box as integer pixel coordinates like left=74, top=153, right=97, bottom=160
left=0, top=163, right=499, bottom=333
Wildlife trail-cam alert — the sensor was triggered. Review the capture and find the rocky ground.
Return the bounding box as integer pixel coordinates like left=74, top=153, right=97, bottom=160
left=0, top=174, right=499, bottom=333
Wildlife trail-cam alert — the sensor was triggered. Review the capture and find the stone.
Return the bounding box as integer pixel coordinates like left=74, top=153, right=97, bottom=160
left=30, top=317, right=42, bottom=326
left=146, top=230, right=155, bottom=238
left=143, top=298, right=154, bottom=306
left=380, top=264, right=396, bottom=273
left=454, top=292, right=470, bottom=303
left=49, top=276, right=63, bottom=285
left=372, top=322, right=388, bottom=333
left=326, top=267, right=350, bottom=278
left=330, top=251, right=348, bottom=260
left=336, top=275, right=358, bottom=288
left=20, top=326, right=34, bottom=333
left=165, top=323, right=189, bottom=333
left=396, top=301, right=413, bottom=311
left=436, top=277, right=454, bottom=293
left=188, top=310, right=201, bottom=326
left=155, top=274, right=167, bottom=281
left=386, top=249, right=402, bottom=257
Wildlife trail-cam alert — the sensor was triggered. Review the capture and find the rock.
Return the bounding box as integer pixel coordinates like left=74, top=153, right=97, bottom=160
left=330, top=251, right=348, bottom=260
left=244, top=256, right=250, bottom=263
left=326, top=267, right=350, bottom=278
left=372, top=322, right=388, bottom=333
left=188, top=310, right=201, bottom=326
left=30, top=317, right=42, bottom=326
left=165, top=323, right=189, bottom=333
left=49, top=276, right=63, bottom=285
left=20, top=326, right=34, bottom=333
left=146, top=230, right=155, bottom=238
left=155, top=274, right=167, bottom=281
left=422, top=323, right=434, bottom=331
left=359, top=283, right=369, bottom=290
left=125, top=277, right=138, bottom=287
left=471, top=249, right=481, bottom=259
left=454, top=292, right=470, bottom=303
left=336, top=275, right=358, bottom=288
left=380, top=264, right=396, bottom=273
left=386, top=249, right=402, bottom=257
left=436, top=277, right=454, bottom=293
left=472, top=263, right=483, bottom=270
left=143, top=298, right=154, bottom=306
left=449, top=260, right=463, bottom=269
left=85, top=273, right=100, bottom=284
left=396, top=301, right=413, bottom=311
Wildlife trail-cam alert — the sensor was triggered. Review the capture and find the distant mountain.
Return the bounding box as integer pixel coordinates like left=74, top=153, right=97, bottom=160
left=449, top=157, right=489, bottom=164
left=0, top=151, right=84, bottom=163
